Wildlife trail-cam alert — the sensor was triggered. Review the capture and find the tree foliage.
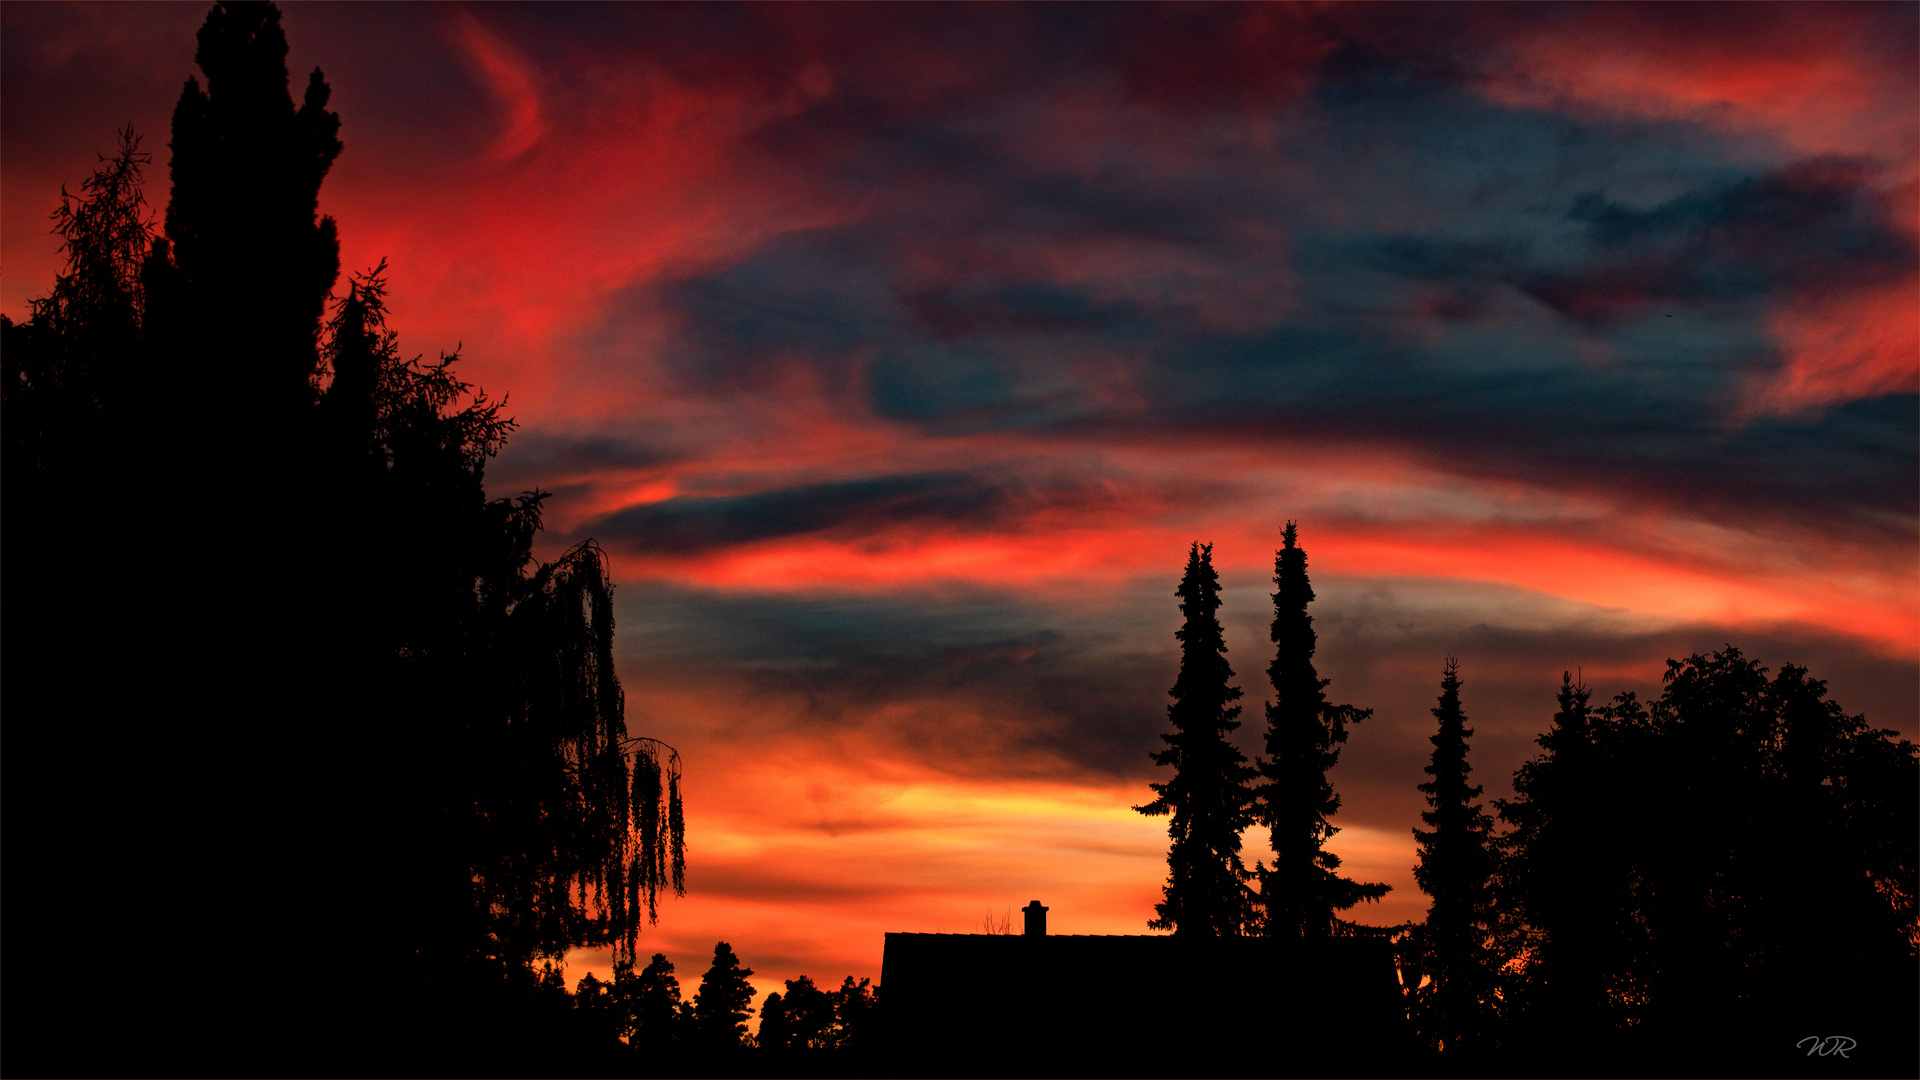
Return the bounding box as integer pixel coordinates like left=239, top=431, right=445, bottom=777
left=301, top=262, right=688, bottom=973
left=1255, top=522, right=1389, bottom=937
left=1136, top=542, right=1256, bottom=936
left=2, top=3, right=683, bottom=1068
left=760, top=976, right=833, bottom=1051
left=145, top=0, right=342, bottom=415
left=2, top=131, right=152, bottom=475
left=759, top=974, right=879, bottom=1053
left=1409, top=658, right=1497, bottom=1053
left=1496, top=648, right=1919, bottom=1053
left=691, top=941, right=759, bottom=1048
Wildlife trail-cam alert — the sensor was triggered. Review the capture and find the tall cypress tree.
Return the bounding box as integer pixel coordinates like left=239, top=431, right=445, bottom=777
left=1411, top=658, right=1496, bottom=1052
left=1136, top=542, right=1256, bottom=935
left=1255, top=522, right=1388, bottom=937
left=146, top=0, right=342, bottom=415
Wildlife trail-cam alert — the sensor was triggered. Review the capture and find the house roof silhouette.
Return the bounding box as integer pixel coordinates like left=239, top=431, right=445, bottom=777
left=878, top=904, right=1413, bottom=1074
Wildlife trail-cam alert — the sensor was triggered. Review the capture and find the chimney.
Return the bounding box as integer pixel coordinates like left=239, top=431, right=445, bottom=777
left=1022, top=900, right=1048, bottom=937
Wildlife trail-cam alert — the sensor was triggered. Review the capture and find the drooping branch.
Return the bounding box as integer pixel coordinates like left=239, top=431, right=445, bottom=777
left=624, top=736, right=687, bottom=945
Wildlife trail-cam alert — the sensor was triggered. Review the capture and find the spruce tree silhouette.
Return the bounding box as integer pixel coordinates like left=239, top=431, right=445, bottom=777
left=1135, top=542, right=1256, bottom=936
left=1410, top=658, right=1497, bottom=1056
left=1255, top=522, right=1388, bottom=937
left=691, top=941, right=759, bottom=1050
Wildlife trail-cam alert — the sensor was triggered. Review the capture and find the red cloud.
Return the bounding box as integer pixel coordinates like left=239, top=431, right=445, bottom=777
left=587, top=467, right=1917, bottom=662
left=1750, top=275, right=1920, bottom=416
left=1468, top=3, right=1915, bottom=164
left=450, top=10, right=545, bottom=163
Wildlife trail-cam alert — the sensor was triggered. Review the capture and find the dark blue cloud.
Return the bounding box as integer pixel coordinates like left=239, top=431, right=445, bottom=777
left=616, top=581, right=1178, bottom=780
left=596, top=471, right=999, bottom=553
left=492, top=428, right=682, bottom=480
left=592, top=25, right=1914, bottom=545
left=1515, top=158, right=1918, bottom=325
left=585, top=464, right=1183, bottom=555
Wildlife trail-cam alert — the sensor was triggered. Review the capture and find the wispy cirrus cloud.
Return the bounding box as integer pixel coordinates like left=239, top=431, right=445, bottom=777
left=449, top=9, right=545, bottom=163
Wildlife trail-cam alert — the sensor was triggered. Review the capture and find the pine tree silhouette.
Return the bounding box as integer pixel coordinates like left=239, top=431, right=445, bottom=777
left=1255, top=522, right=1388, bottom=937
left=624, top=952, right=691, bottom=1051
left=1410, top=658, right=1497, bottom=1054
left=759, top=991, right=795, bottom=1053
left=691, top=942, right=759, bottom=1049
left=829, top=976, right=879, bottom=1051
left=1135, top=542, right=1256, bottom=936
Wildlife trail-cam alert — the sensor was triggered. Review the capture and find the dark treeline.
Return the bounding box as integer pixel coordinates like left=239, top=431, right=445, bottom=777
left=490, top=943, right=882, bottom=1074
left=1145, top=530, right=1918, bottom=1076
left=4, top=4, right=683, bottom=1075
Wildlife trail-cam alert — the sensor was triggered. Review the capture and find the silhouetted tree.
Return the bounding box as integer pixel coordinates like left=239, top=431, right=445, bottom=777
left=830, top=976, right=879, bottom=1051
left=1, top=127, right=170, bottom=1073
left=1255, top=522, right=1388, bottom=937
left=1497, top=649, right=1918, bottom=1071
left=1410, top=659, right=1497, bottom=1054
left=782, top=976, right=839, bottom=1049
left=760, top=975, right=843, bottom=1053
left=575, top=971, right=620, bottom=1044
left=143, top=0, right=341, bottom=418
left=315, top=268, right=687, bottom=974
left=624, top=952, right=692, bottom=1051
left=759, top=991, right=795, bottom=1053
left=1136, top=542, right=1256, bottom=936
left=2, top=3, right=687, bottom=1070
left=691, top=942, right=758, bottom=1049
left=1493, top=672, right=1638, bottom=1044
left=759, top=973, right=880, bottom=1055
left=2, top=128, right=151, bottom=475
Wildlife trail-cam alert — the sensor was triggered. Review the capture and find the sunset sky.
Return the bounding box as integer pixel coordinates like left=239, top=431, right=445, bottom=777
left=5, top=1, right=1915, bottom=1016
